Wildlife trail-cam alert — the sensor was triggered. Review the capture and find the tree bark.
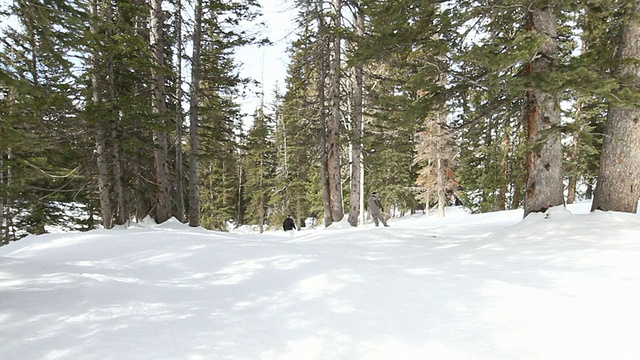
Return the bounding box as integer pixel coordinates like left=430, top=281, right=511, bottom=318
left=188, top=0, right=202, bottom=227
left=104, top=20, right=126, bottom=226
left=348, top=4, right=364, bottom=227
left=0, top=147, right=4, bottom=243
left=150, top=0, right=172, bottom=223
left=91, top=0, right=113, bottom=229
left=592, top=0, right=640, bottom=213
left=566, top=100, right=584, bottom=205
left=327, top=0, right=344, bottom=223
left=497, top=132, right=509, bottom=210
left=174, top=0, right=185, bottom=223
left=436, top=114, right=445, bottom=217
left=317, top=10, right=332, bottom=227
left=523, top=7, right=564, bottom=217
left=1, top=140, right=14, bottom=243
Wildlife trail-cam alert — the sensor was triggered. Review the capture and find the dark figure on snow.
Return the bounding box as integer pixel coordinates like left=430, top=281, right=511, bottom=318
left=367, top=192, right=390, bottom=227
left=283, top=215, right=296, bottom=233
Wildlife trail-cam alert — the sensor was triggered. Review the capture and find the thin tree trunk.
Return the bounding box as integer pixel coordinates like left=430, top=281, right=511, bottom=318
left=0, top=146, right=4, bottom=243
left=188, top=0, right=202, bottom=227
left=348, top=4, right=364, bottom=227
left=259, top=156, right=265, bottom=234
left=4, top=149, right=14, bottom=241
left=91, top=0, right=113, bottom=229
left=566, top=100, right=583, bottom=205
left=109, top=104, right=126, bottom=225
left=327, top=0, right=344, bottom=222
left=150, top=0, right=172, bottom=224
left=592, top=0, right=640, bottom=213
left=174, top=0, right=185, bottom=223
left=104, top=21, right=126, bottom=225
left=523, top=7, right=564, bottom=217
left=566, top=108, right=580, bottom=206
left=94, top=100, right=112, bottom=229
left=317, top=11, right=332, bottom=227
left=436, top=114, right=445, bottom=217
left=1, top=142, right=11, bottom=243
left=497, top=132, right=509, bottom=210
left=566, top=175, right=576, bottom=204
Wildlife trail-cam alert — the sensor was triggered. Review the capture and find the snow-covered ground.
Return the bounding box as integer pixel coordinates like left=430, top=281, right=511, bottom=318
left=2, top=201, right=640, bottom=359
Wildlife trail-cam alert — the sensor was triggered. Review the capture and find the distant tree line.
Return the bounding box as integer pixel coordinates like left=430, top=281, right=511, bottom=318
left=1, top=0, right=638, bottom=243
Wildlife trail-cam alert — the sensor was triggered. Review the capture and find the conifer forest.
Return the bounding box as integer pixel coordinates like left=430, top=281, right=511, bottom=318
left=1, top=0, right=639, bottom=243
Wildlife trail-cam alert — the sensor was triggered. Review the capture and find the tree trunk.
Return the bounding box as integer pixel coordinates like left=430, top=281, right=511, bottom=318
left=436, top=117, right=445, bottom=217
left=327, top=0, right=344, bottom=223
left=523, top=7, right=564, bottom=217
left=188, top=0, right=202, bottom=227
left=317, top=11, right=332, bottom=227
left=109, top=105, right=126, bottom=225
left=348, top=4, right=364, bottom=227
left=94, top=92, right=113, bottom=230
left=566, top=100, right=583, bottom=205
left=592, top=0, right=640, bottom=213
left=236, top=162, right=243, bottom=226
left=91, top=0, right=113, bottom=229
left=566, top=175, right=576, bottom=204
left=104, top=24, right=126, bottom=226
left=511, top=180, right=521, bottom=209
left=497, top=132, right=509, bottom=210
left=150, top=0, right=172, bottom=224
left=0, top=148, right=4, bottom=243
left=1, top=145, right=13, bottom=243
left=174, top=0, right=185, bottom=223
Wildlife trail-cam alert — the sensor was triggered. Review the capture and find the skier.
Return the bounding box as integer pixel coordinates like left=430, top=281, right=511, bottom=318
left=367, top=192, right=390, bottom=227
left=283, top=215, right=296, bottom=235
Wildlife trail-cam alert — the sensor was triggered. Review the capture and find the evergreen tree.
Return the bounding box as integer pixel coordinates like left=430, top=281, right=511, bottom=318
left=353, top=0, right=440, bottom=215
left=149, top=0, right=172, bottom=224
left=279, top=34, right=325, bottom=225
left=189, top=0, right=264, bottom=229
left=1, top=0, right=91, bottom=241
left=242, top=107, right=275, bottom=233
left=592, top=0, right=640, bottom=213
left=346, top=2, right=365, bottom=226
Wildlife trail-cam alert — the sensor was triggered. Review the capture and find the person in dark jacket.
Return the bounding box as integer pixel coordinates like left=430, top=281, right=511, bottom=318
left=283, top=215, right=296, bottom=234
left=367, top=192, right=389, bottom=227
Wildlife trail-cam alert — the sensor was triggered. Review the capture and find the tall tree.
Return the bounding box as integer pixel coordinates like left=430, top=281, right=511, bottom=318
left=242, top=106, right=275, bottom=233
left=89, top=0, right=114, bottom=228
left=522, top=5, right=564, bottom=217
left=1, top=0, right=90, bottom=238
left=592, top=0, right=640, bottom=213
left=149, top=0, right=172, bottom=223
left=280, top=32, right=325, bottom=225
left=188, top=0, right=203, bottom=227
left=173, top=0, right=186, bottom=222
left=347, top=2, right=364, bottom=226
left=309, top=2, right=333, bottom=226
left=326, top=0, right=344, bottom=223
left=195, top=0, right=264, bottom=229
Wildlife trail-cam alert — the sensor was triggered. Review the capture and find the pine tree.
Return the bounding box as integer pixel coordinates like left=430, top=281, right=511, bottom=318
left=279, top=34, right=325, bottom=225
left=1, top=0, right=90, bottom=240
left=242, top=107, right=275, bottom=233
left=353, top=0, right=442, bottom=215
left=188, top=0, right=203, bottom=227
left=592, top=0, right=640, bottom=213
left=346, top=2, right=364, bottom=226
left=188, top=0, right=263, bottom=229
left=149, top=0, right=172, bottom=224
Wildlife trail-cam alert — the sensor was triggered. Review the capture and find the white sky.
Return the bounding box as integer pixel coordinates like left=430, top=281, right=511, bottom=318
left=2, top=201, right=640, bottom=359
left=236, top=0, right=297, bottom=118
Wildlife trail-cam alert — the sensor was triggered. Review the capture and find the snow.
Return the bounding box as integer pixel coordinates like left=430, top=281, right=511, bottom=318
left=2, top=201, right=640, bottom=359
